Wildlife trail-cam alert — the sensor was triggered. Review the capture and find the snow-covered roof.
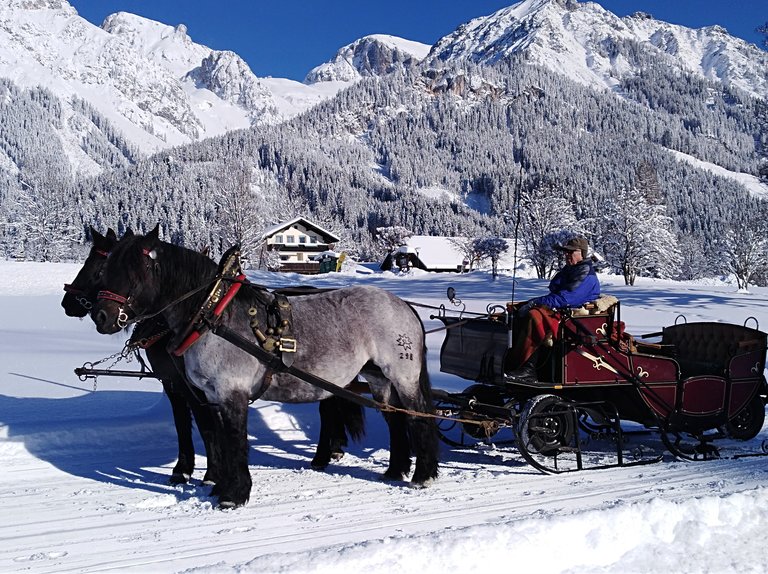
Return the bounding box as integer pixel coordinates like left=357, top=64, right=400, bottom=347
left=395, top=236, right=519, bottom=271
left=260, top=216, right=341, bottom=242
left=403, top=236, right=465, bottom=270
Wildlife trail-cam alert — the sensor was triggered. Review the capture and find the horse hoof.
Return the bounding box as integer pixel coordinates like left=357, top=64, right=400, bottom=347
left=310, top=462, right=329, bottom=471
left=410, top=477, right=436, bottom=489
left=381, top=470, right=407, bottom=482
left=169, top=472, right=190, bottom=485
left=330, top=450, right=345, bottom=461
left=218, top=495, right=248, bottom=509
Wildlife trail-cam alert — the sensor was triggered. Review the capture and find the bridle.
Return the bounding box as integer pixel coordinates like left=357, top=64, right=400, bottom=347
left=96, top=247, right=157, bottom=330
left=97, top=289, right=137, bottom=329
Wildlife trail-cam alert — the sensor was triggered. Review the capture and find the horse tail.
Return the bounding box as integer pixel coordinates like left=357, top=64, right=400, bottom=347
left=338, top=396, right=366, bottom=442
left=418, top=338, right=434, bottom=412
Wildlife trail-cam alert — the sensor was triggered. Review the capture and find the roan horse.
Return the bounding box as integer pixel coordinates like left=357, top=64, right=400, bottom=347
left=62, top=227, right=364, bottom=486
left=92, top=227, right=439, bottom=507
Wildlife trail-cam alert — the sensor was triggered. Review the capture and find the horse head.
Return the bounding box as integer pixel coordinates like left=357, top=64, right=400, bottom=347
left=61, top=226, right=121, bottom=317
left=92, top=225, right=216, bottom=335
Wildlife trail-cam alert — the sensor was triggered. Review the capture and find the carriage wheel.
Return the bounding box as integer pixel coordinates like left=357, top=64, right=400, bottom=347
left=435, top=384, right=510, bottom=448
left=517, top=394, right=576, bottom=458
left=725, top=395, right=766, bottom=441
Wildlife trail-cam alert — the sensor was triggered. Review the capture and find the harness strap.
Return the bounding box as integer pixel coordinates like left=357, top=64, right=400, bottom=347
left=173, top=273, right=246, bottom=356
left=98, top=290, right=129, bottom=304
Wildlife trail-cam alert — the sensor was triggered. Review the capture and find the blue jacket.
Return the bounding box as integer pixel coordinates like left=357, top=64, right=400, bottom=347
left=531, top=260, right=600, bottom=310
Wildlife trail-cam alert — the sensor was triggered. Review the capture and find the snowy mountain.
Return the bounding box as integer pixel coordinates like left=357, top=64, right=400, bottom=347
left=305, top=34, right=432, bottom=84
left=0, top=0, right=352, bottom=166
left=430, top=0, right=768, bottom=100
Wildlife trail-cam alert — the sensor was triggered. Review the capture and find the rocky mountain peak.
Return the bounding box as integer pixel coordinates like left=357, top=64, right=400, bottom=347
left=305, top=34, right=431, bottom=84
left=428, top=0, right=768, bottom=99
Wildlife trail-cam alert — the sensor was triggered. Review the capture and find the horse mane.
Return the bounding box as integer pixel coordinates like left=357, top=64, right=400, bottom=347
left=107, top=233, right=218, bottom=319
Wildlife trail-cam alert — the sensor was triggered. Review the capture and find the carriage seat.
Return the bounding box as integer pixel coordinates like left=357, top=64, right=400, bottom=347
left=661, top=323, right=765, bottom=377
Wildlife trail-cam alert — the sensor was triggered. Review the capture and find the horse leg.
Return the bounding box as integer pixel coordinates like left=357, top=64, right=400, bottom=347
left=161, top=379, right=196, bottom=485
left=215, top=389, right=252, bottom=508
left=364, top=372, right=412, bottom=481
left=382, top=409, right=412, bottom=481
left=404, top=360, right=440, bottom=487
left=189, top=400, right=219, bottom=485
left=310, top=398, right=337, bottom=470
left=311, top=395, right=366, bottom=470
left=407, top=413, right=440, bottom=486
left=167, top=355, right=220, bottom=485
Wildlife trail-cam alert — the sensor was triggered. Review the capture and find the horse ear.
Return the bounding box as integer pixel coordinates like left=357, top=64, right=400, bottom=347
left=146, top=224, right=160, bottom=242
left=200, top=245, right=210, bottom=258
left=123, top=228, right=135, bottom=239
left=90, top=226, right=105, bottom=243
left=106, top=228, right=117, bottom=241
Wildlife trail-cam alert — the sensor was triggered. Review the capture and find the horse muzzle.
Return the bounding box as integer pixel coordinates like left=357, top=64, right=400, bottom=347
left=93, top=291, right=134, bottom=334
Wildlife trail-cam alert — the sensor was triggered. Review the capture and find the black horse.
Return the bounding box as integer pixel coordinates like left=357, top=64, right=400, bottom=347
left=93, top=227, right=439, bottom=508
left=62, top=227, right=364, bottom=485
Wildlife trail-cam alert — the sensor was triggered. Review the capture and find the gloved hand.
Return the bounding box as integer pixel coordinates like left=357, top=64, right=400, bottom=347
left=517, top=300, right=535, bottom=317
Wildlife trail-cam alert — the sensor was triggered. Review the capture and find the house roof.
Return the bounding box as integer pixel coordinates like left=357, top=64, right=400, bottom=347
left=261, top=216, right=341, bottom=243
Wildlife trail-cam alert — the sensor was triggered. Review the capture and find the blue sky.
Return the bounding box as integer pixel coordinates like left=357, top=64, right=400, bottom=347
left=68, top=0, right=767, bottom=82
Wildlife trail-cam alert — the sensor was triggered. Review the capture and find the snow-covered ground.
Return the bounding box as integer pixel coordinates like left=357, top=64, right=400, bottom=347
left=2, top=260, right=768, bottom=573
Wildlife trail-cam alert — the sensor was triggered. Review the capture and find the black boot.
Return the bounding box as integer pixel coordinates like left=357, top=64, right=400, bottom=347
left=504, top=353, right=539, bottom=384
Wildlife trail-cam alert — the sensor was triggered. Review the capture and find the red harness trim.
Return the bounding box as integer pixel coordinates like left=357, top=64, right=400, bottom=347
left=95, top=249, right=110, bottom=257
left=97, top=290, right=129, bottom=304
left=173, top=274, right=246, bottom=357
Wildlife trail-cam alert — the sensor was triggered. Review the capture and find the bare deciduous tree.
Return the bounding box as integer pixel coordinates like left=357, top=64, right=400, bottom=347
left=473, top=237, right=509, bottom=279
left=597, top=187, right=681, bottom=286
left=518, top=185, right=581, bottom=279
left=718, top=206, right=768, bottom=291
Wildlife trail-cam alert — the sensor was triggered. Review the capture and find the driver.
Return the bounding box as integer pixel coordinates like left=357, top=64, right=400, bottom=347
left=504, top=236, right=600, bottom=384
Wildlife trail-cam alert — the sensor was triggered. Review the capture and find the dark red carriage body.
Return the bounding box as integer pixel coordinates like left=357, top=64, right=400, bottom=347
left=438, top=299, right=768, bottom=435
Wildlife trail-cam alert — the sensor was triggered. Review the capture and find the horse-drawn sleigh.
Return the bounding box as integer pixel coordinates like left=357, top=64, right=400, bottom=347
left=66, top=227, right=768, bottom=506
left=431, top=288, right=768, bottom=473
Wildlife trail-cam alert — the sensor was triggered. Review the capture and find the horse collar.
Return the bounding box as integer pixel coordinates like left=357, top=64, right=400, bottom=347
left=248, top=292, right=297, bottom=367
left=172, top=250, right=246, bottom=357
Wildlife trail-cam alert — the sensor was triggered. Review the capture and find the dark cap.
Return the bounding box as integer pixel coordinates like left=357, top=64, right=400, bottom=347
left=557, top=236, right=588, bottom=253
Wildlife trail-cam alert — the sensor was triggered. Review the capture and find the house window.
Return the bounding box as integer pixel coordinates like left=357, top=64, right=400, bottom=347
left=274, top=234, right=283, bottom=244
left=299, top=236, right=307, bottom=244
left=286, top=236, right=295, bottom=244
left=309, top=236, right=317, bottom=244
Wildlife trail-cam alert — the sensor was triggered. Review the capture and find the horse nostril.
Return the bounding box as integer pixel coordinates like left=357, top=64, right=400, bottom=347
left=95, top=309, right=108, bottom=327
